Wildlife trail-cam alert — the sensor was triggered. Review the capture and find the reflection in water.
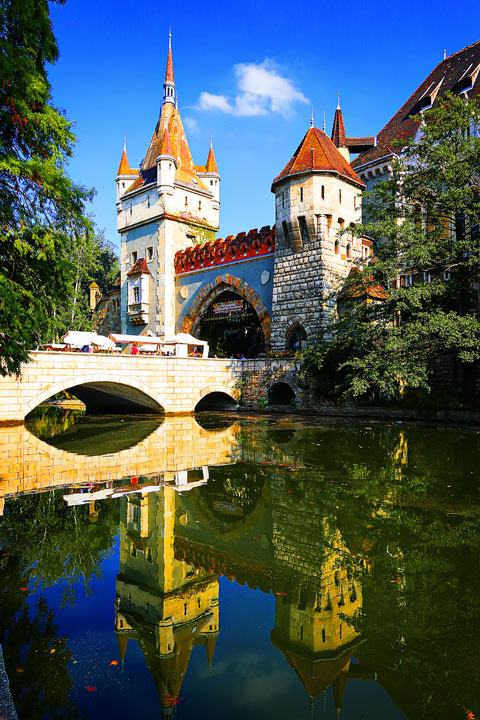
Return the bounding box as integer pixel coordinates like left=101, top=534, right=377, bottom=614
left=26, top=405, right=163, bottom=455
left=0, top=414, right=479, bottom=719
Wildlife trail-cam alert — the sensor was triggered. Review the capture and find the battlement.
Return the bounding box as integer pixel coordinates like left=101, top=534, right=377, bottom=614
left=175, top=225, right=275, bottom=275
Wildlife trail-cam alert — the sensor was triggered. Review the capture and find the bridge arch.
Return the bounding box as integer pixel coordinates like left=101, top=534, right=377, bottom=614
left=25, top=375, right=168, bottom=416
left=193, top=385, right=238, bottom=412
left=180, top=273, right=271, bottom=353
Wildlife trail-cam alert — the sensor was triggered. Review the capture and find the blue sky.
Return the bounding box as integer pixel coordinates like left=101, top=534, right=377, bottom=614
left=48, top=0, right=480, bottom=252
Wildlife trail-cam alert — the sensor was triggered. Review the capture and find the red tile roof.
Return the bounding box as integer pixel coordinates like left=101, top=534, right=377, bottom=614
left=127, top=257, right=150, bottom=276
left=117, top=148, right=139, bottom=177
left=353, top=40, right=480, bottom=169
left=205, top=145, right=218, bottom=174
left=272, top=127, right=364, bottom=189
left=159, top=128, right=175, bottom=157
left=175, top=226, right=275, bottom=275
left=339, top=266, right=388, bottom=300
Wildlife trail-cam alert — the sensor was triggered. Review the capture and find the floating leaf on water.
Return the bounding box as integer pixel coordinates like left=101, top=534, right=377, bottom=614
left=86, top=686, right=97, bottom=692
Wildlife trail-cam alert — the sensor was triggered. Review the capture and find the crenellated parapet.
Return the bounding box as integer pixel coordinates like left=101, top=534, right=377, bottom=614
left=175, top=225, right=275, bottom=275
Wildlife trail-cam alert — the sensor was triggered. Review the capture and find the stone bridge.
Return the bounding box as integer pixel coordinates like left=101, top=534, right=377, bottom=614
left=0, top=352, right=244, bottom=422
left=0, top=352, right=303, bottom=422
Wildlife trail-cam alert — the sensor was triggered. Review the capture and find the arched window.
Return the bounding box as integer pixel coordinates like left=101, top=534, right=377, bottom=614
left=286, top=324, right=307, bottom=352
left=346, top=243, right=352, bottom=260
left=335, top=240, right=340, bottom=255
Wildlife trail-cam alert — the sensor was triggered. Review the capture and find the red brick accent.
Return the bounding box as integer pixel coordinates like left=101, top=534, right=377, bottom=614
left=175, top=226, right=275, bottom=275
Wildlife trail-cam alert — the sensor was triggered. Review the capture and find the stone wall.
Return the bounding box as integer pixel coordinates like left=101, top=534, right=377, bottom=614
left=239, top=358, right=306, bottom=409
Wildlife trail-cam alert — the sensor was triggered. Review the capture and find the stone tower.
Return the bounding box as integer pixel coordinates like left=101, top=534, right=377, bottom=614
left=116, top=33, right=220, bottom=338
left=270, top=119, right=365, bottom=353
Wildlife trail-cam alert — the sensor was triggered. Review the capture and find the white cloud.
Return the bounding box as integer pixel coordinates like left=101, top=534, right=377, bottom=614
left=196, top=60, right=308, bottom=118
left=198, top=91, right=235, bottom=113
left=183, top=117, right=199, bottom=134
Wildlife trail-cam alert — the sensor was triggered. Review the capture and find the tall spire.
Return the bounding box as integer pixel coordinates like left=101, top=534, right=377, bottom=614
left=163, top=30, right=175, bottom=108
left=331, top=92, right=346, bottom=148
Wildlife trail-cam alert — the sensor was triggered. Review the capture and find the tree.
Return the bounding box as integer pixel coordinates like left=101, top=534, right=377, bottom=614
left=0, top=0, right=94, bottom=376
left=301, top=93, right=480, bottom=404
left=50, top=225, right=120, bottom=340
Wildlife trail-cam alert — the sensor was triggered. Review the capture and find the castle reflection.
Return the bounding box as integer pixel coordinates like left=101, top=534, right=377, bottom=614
left=115, top=472, right=365, bottom=717
left=1, top=413, right=479, bottom=719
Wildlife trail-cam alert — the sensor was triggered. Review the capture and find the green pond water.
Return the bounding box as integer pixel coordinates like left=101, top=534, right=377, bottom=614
left=1, top=406, right=479, bottom=720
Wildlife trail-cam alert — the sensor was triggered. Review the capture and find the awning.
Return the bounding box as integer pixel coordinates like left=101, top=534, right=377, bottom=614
left=62, top=331, right=116, bottom=350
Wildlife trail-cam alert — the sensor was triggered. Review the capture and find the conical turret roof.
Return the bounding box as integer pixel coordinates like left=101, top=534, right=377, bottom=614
left=205, top=144, right=218, bottom=174
left=117, top=145, right=139, bottom=177
left=272, top=127, right=364, bottom=189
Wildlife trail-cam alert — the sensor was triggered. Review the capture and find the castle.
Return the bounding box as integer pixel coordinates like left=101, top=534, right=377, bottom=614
left=115, top=37, right=480, bottom=357
left=115, top=35, right=374, bottom=357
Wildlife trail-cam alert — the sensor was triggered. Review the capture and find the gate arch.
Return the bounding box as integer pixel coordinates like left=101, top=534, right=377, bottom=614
left=180, top=273, right=271, bottom=352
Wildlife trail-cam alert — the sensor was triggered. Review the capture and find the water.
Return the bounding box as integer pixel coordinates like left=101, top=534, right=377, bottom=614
left=1, top=407, right=479, bottom=720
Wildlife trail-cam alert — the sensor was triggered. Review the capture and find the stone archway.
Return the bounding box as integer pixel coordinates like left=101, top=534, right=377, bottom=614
left=180, top=273, right=271, bottom=352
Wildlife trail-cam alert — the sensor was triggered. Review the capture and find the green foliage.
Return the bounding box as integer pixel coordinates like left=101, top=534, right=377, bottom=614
left=0, top=0, right=104, bottom=375
left=300, top=93, right=480, bottom=404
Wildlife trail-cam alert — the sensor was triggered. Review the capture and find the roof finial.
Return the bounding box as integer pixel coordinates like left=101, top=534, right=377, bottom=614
left=337, top=85, right=341, bottom=110
left=443, top=48, right=446, bottom=60
left=210, top=130, right=213, bottom=148
left=123, top=133, right=126, bottom=152
left=323, top=110, right=326, bottom=133
left=310, top=104, right=314, bottom=128
left=169, top=27, right=172, bottom=50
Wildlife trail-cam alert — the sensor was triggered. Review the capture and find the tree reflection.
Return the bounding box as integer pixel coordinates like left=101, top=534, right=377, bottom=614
left=0, top=490, right=117, bottom=604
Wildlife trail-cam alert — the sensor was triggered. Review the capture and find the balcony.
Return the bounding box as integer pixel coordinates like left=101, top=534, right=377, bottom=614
left=127, top=301, right=149, bottom=325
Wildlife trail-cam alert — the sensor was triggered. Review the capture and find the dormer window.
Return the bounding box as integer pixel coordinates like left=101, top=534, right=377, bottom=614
left=452, top=63, right=480, bottom=95
left=410, top=79, right=443, bottom=116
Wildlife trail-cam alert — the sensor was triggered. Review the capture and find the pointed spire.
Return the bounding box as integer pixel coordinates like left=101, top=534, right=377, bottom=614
left=205, top=135, right=218, bottom=174
left=310, top=105, right=314, bottom=128
left=163, top=30, right=175, bottom=108
left=337, top=85, right=341, bottom=109
left=165, top=29, right=174, bottom=84
left=117, top=139, right=131, bottom=176
left=331, top=95, right=346, bottom=148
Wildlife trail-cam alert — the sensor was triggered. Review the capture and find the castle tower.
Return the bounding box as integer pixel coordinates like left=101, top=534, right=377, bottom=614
left=270, top=123, right=365, bottom=353
left=116, top=34, right=220, bottom=337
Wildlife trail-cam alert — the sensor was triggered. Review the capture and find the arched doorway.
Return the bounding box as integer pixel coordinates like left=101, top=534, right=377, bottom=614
left=194, top=290, right=265, bottom=358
